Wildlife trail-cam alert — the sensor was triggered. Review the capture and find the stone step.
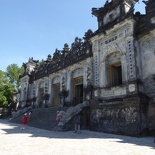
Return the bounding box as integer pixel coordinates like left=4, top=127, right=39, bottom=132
left=11, top=106, right=68, bottom=131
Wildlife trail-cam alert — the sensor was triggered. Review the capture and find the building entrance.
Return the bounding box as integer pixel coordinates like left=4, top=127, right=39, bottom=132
left=39, top=88, right=44, bottom=107
left=53, top=83, right=60, bottom=106
left=73, top=77, right=83, bottom=105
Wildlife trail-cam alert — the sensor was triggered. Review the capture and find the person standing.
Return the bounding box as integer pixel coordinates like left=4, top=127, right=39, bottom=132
left=27, top=111, right=32, bottom=122
left=74, top=114, right=81, bottom=134
left=56, top=111, right=61, bottom=125
left=21, top=113, right=28, bottom=129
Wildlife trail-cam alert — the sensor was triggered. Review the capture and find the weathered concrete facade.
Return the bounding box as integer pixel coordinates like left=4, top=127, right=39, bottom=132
left=90, top=95, right=148, bottom=136
left=19, top=0, right=155, bottom=136
left=20, top=31, right=93, bottom=109
left=89, top=0, right=155, bottom=136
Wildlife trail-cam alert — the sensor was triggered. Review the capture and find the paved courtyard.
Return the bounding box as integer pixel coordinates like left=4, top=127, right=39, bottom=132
left=0, top=119, right=155, bottom=155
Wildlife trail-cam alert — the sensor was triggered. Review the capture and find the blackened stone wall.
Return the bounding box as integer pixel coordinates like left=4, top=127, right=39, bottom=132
left=143, top=75, right=155, bottom=95
left=90, top=95, right=148, bottom=136
left=61, top=107, right=90, bottom=131
left=147, top=99, right=155, bottom=133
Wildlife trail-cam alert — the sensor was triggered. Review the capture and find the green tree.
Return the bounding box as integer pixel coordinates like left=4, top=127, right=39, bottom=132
left=0, top=64, right=24, bottom=108
left=0, top=70, right=11, bottom=107
left=6, top=64, right=24, bottom=92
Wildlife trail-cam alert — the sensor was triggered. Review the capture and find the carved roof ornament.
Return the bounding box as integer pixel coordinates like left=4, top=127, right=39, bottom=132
left=104, top=0, right=110, bottom=6
left=144, top=0, right=155, bottom=6
left=28, top=57, right=33, bottom=63
left=92, top=0, right=138, bottom=16
left=62, top=43, right=70, bottom=58
left=22, top=29, right=93, bottom=81
left=63, top=43, right=69, bottom=51
left=20, top=29, right=93, bottom=80
left=83, top=29, right=93, bottom=42
left=53, top=48, right=61, bottom=62
left=142, top=0, right=148, bottom=5
left=91, top=0, right=141, bottom=37
left=47, top=54, right=52, bottom=62
left=27, top=57, right=39, bottom=64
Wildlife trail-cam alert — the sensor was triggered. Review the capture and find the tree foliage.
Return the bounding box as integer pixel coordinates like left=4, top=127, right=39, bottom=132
left=0, top=64, right=24, bottom=108
left=0, top=70, right=9, bottom=107
left=6, top=64, right=24, bottom=91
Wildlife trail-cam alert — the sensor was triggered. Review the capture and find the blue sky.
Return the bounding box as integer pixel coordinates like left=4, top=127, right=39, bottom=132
left=0, top=0, right=145, bottom=71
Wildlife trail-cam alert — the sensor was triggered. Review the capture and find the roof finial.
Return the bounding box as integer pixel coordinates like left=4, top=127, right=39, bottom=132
left=105, top=0, right=109, bottom=5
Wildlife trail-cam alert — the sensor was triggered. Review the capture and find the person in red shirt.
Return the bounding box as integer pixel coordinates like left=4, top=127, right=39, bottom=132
left=21, top=113, right=28, bottom=129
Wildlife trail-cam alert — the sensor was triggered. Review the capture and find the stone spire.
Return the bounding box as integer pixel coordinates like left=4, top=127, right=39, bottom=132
left=145, top=0, right=155, bottom=14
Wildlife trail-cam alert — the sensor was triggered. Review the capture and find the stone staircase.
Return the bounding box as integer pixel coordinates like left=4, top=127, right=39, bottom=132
left=10, top=101, right=90, bottom=131
left=10, top=106, right=68, bottom=131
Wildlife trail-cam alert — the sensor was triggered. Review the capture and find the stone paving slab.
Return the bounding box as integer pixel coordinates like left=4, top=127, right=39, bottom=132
left=0, top=119, right=155, bottom=155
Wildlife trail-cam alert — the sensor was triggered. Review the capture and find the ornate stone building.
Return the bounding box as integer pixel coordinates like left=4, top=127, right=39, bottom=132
left=19, top=0, right=155, bottom=136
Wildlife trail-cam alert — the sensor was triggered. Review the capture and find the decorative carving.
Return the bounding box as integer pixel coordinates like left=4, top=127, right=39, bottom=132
left=53, top=49, right=61, bottom=62
left=28, top=57, right=34, bottom=63
left=142, top=0, right=148, bottom=5
left=62, top=76, right=65, bottom=90
left=31, top=30, right=93, bottom=80
left=83, top=29, right=93, bottom=43
left=87, top=67, right=91, bottom=86
left=59, top=90, right=69, bottom=107
left=105, top=36, right=117, bottom=44
left=127, top=40, right=134, bottom=79
left=47, top=54, right=52, bottom=62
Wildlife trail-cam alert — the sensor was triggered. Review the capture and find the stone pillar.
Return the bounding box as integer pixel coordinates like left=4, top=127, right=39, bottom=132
left=99, top=61, right=108, bottom=87
left=44, top=77, right=49, bottom=107
left=36, top=83, right=39, bottom=107
left=127, top=39, right=136, bottom=80
left=121, top=54, right=128, bottom=83
left=91, top=40, right=100, bottom=98
left=83, top=65, right=87, bottom=87
left=20, top=87, right=24, bottom=102
left=60, top=72, right=67, bottom=107
left=25, top=82, right=28, bottom=101
left=50, top=81, right=54, bottom=107
left=66, top=71, right=72, bottom=104
left=48, top=79, right=52, bottom=107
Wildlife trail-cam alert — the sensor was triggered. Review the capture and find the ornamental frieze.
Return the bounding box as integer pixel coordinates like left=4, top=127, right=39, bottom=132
left=29, top=30, right=93, bottom=81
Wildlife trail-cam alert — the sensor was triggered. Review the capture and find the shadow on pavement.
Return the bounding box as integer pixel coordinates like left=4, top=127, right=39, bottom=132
left=0, top=119, right=155, bottom=149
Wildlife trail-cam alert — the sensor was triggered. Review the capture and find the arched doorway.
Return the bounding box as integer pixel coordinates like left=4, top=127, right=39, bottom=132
left=38, top=81, right=44, bottom=108
left=53, top=83, right=60, bottom=106
left=39, top=88, right=44, bottom=107
left=73, top=77, right=83, bottom=105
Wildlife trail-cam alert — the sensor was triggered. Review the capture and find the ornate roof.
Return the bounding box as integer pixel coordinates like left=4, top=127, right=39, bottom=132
left=22, top=29, right=93, bottom=81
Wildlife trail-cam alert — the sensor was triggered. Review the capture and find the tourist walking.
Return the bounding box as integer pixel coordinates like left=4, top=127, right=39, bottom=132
left=21, top=113, right=28, bottom=129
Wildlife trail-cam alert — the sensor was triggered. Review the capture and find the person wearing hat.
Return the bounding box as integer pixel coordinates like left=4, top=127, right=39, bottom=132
left=21, top=113, right=28, bottom=129
left=27, top=111, right=32, bottom=122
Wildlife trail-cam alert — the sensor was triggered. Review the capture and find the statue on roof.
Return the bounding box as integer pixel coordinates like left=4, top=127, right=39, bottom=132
left=142, top=0, right=148, bottom=5
left=53, top=48, right=61, bottom=62
left=105, top=0, right=109, bottom=5
left=28, top=57, right=34, bottom=63
left=47, top=54, right=52, bottom=61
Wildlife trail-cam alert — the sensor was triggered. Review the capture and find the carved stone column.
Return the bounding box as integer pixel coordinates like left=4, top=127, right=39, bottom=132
left=35, top=83, right=39, bottom=107
left=48, top=79, right=52, bottom=107
left=121, top=54, right=128, bottom=83
left=66, top=71, right=72, bottom=103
